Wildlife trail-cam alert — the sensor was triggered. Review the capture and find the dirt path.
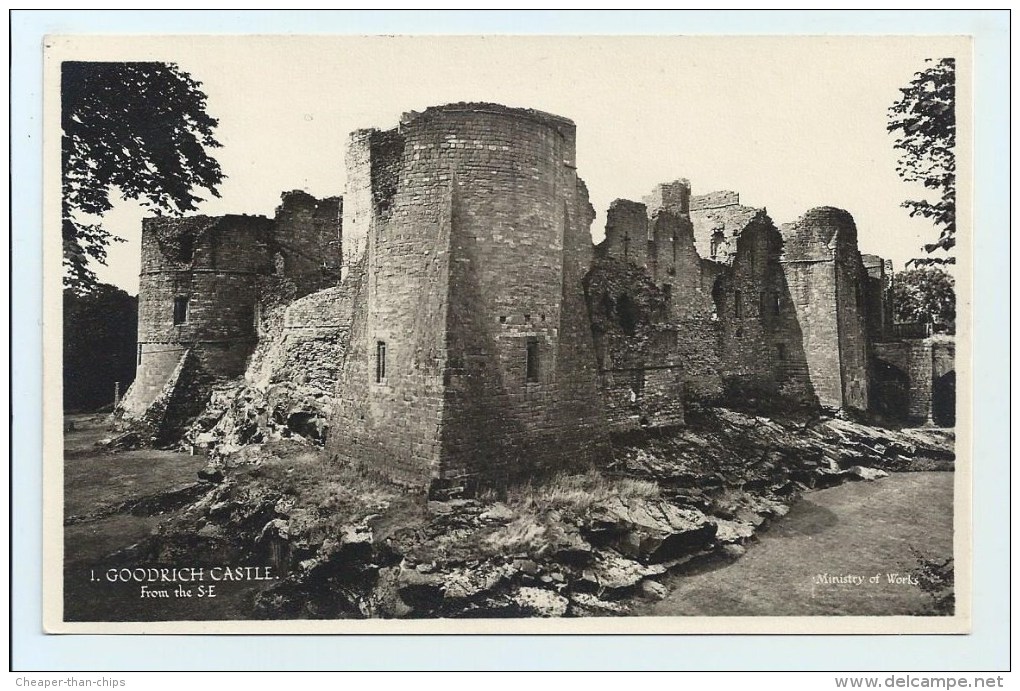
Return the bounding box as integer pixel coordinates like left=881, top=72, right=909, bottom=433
left=642, top=472, right=954, bottom=617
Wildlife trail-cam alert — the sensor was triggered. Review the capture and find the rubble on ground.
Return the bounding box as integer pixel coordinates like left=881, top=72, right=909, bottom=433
left=100, top=406, right=953, bottom=619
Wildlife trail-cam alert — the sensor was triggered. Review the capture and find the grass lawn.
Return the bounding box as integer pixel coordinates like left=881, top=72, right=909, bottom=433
left=62, top=414, right=258, bottom=621
left=63, top=414, right=209, bottom=519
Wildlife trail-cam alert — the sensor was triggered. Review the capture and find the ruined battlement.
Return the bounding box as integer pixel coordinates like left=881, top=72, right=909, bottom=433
left=689, top=191, right=761, bottom=264
left=690, top=190, right=740, bottom=211
left=122, top=192, right=342, bottom=420
left=780, top=206, right=860, bottom=260
left=401, top=101, right=577, bottom=135
left=599, top=199, right=650, bottom=268
left=122, top=101, right=953, bottom=494
left=644, top=179, right=692, bottom=216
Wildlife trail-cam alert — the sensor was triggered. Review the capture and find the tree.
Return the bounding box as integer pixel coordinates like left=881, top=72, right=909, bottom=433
left=62, top=62, right=225, bottom=292
left=887, top=58, right=956, bottom=264
left=891, top=267, right=955, bottom=332
left=63, top=284, right=138, bottom=412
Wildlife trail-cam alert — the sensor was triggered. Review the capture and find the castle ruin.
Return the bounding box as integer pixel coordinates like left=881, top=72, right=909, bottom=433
left=120, top=102, right=955, bottom=492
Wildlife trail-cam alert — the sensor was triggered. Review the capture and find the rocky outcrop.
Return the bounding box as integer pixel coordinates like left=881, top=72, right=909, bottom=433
left=584, top=498, right=716, bottom=563
left=101, top=407, right=953, bottom=619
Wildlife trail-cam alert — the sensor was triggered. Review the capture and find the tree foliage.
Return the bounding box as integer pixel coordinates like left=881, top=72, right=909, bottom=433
left=887, top=58, right=956, bottom=264
left=891, top=267, right=955, bottom=331
left=63, top=284, right=138, bottom=412
left=62, top=62, right=224, bottom=292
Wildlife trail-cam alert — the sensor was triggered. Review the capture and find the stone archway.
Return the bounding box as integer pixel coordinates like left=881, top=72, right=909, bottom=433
left=871, top=359, right=910, bottom=422
left=932, top=370, right=956, bottom=427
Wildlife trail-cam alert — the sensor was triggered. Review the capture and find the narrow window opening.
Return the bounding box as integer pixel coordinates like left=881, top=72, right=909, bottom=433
left=137, top=344, right=143, bottom=365
left=616, top=293, right=639, bottom=336
left=375, top=341, right=387, bottom=383
left=734, top=290, right=742, bottom=318
left=525, top=338, right=539, bottom=383
left=759, top=291, right=767, bottom=316
left=773, top=291, right=782, bottom=315
left=178, top=235, right=195, bottom=263
left=499, top=315, right=507, bottom=324
left=173, top=296, right=189, bottom=325
left=710, top=231, right=724, bottom=260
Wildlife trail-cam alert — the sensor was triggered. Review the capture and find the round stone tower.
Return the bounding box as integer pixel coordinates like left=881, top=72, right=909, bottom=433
left=330, top=102, right=610, bottom=491
left=121, top=214, right=274, bottom=417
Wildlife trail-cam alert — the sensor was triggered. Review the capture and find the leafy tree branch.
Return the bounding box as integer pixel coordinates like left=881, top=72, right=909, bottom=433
left=888, top=58, right=956, bottom=263
left=61, top=61, right=224, bottom=292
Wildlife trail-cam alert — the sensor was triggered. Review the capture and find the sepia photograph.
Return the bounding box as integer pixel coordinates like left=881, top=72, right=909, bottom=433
left=43, top=33, right=971, bottom=634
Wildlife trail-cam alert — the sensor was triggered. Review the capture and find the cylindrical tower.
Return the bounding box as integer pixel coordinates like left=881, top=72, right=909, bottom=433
left=330, top=102, right=610, bottom=490
left=121, top=214, right=274, bottom=416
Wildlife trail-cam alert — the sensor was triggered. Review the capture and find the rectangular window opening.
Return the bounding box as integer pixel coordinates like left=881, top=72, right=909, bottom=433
left=734, top=290, right=742, bottom=318
left=179, top=235, right=195, bottom=263
left=173, top=296, right=189, bottom=325
left=375, top=341, right=387, bottom=383
left=137, top=343, right=143, bottom=365
left=526, top=338, right=540, bottom=383
left=774, top=291, right=782, bottom=315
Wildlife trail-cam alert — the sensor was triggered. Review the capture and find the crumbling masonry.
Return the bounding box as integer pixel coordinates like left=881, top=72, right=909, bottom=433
left=121, top=102, right=955, bottom=491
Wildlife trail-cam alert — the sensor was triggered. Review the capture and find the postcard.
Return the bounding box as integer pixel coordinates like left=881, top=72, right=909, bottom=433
left=43, top=34, right=971, bottom=634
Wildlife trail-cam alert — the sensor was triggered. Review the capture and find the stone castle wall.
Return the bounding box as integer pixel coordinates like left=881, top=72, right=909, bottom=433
left=596, top=184, right=878, bottom=413
left=329, top=116, right=452, bottom=487
left=272, top=190, right=342, bottom=295
left=872, top=337, right=954, bottom=424
left=779, top=207, right=870, bottom=412
left=118, top=100, right=949, bottom=491
left=643, top=179, right=691, bottom=217
left=599, top=199, right=649, bottom=269
left=712, top=214, right=811, bottom=404
left=862, top=254, right=893, bottom=341
left=123, top=195, right=342, bottom=420
left=329, top=103, right=610, bottom=491
left=689, top=190, right=760, bottom=264
left=584, top=257, right=686, bottom=429
left=123, top=215, right=274, bottom=416
left=642, top=189, right=724, bottom=403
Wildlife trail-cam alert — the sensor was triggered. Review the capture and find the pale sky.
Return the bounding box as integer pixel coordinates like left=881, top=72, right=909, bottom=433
left=47, top=35, right=969, bottom=295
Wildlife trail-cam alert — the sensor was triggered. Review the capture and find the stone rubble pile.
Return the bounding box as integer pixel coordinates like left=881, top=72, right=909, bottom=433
left=181, top=380, right=333, bottom=459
